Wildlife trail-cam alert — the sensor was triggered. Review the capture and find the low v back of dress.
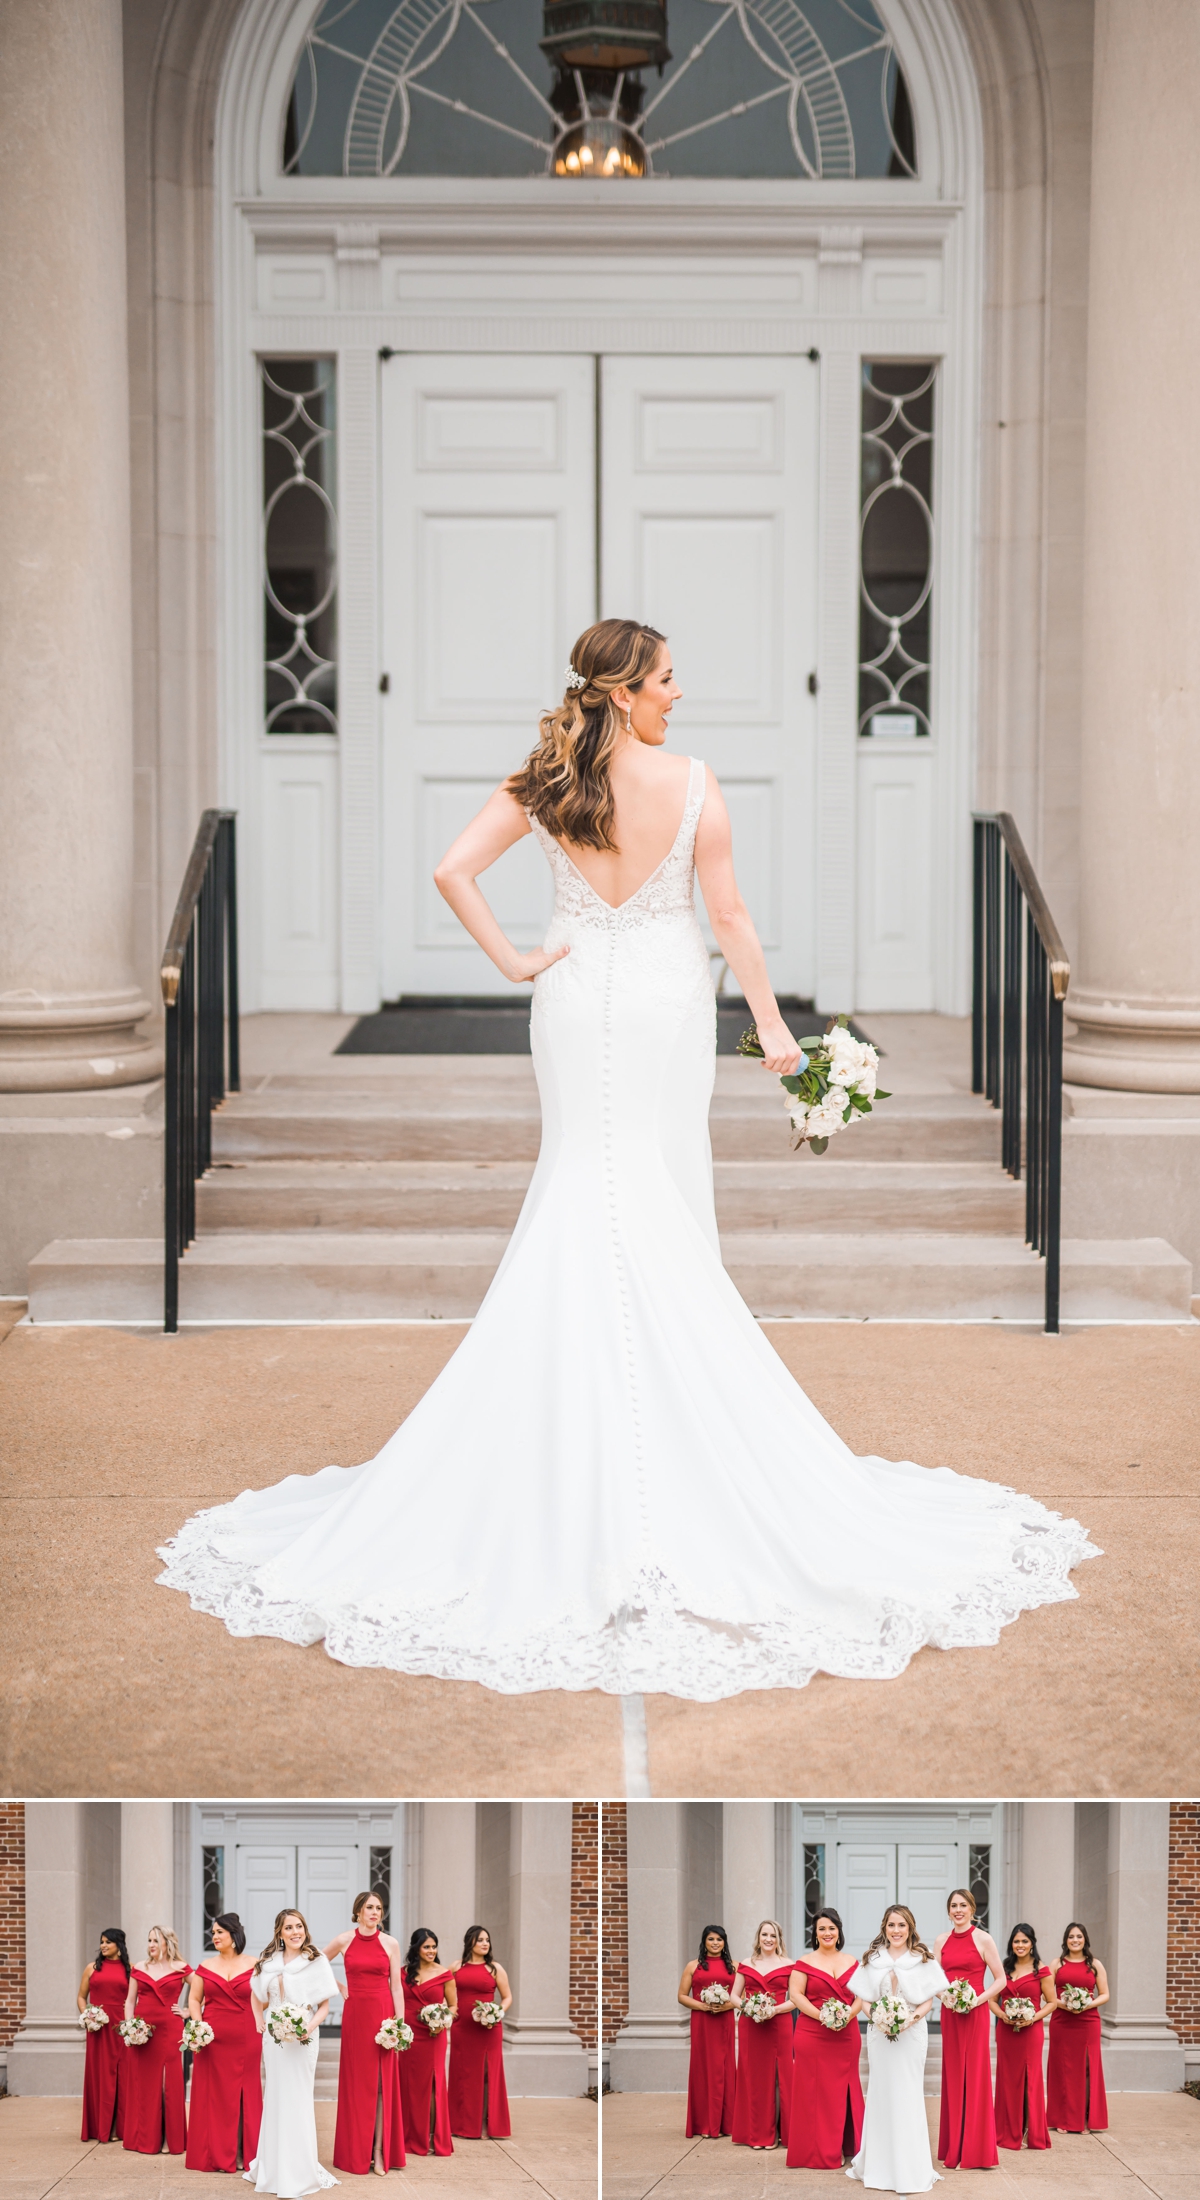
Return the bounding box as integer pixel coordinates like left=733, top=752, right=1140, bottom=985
left=158, top=755, right=1097, bottom=1698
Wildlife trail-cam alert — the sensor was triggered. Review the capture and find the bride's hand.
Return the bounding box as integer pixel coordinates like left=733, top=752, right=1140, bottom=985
left=504, top=945, right=570, bottom=984
left=754, top=1016, right=805, bottom=1075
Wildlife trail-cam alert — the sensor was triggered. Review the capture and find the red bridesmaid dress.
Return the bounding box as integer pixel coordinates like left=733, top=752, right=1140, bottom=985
left=122, top=1966, right=190, bottom=2155
left=449, top=1963, right=511, bottom=2138
left=333, top=1930, right=406, bottom=2173
left=80, top=1958, right=128, bottom=2141
left=685, top=1958, right=736, bottom=2138
left=787, top=1963, right=864, bottom=2169
left=938, top=1930, right=998, bottom=2168
left=731, top=1962, right=795, bottom=2148
left=399, top=1971, right=454, bottom=2156
left=184, top=1965, right=263, bottom=2172
left=994, top=1970, right=1051, bottom=2150
left=1047, top=1963, right=1108, bottom=2131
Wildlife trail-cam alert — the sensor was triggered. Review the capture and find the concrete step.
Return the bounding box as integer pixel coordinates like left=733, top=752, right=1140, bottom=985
left=27, top=1232, right=1192, bottom=1325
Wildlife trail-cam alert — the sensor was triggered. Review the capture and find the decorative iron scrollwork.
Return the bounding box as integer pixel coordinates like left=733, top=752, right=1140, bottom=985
left=262, top=360, right=338, bottom=736
left=858, top=360, right=935, bottom=738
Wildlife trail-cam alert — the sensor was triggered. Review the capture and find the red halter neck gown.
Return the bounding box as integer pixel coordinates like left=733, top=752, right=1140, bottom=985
left=449, top=1963, right=511, bottom=2137
left=333, top=1930, right=406, bottom=2173
left=787, top=1962, right=864, bottom=2169
left=731, top=1962, right=796, bottom=2148
left=1047, top=1963, right=1108, bottom=2131
left=938, top=1930, right=997, bottom=2168
left=185, top=1965, right=263, bottom=2172
left=685, top=1959, right=736, bottom=2137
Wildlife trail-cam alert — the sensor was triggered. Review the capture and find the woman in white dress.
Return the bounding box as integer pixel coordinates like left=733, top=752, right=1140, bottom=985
left=847, top=1907, right=949, bottom=2195
left=157, top=619, right=1097, bottom=1701
left=246, top=1911, right=338, bottom=2199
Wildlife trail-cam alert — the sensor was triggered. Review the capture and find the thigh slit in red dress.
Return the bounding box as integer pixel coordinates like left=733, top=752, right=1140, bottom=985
left=122, top=1967, right=190, bottom=2156
left=685, top=1959, right=737, bottom=2138
left=1047, top=1964, right=1108, bottom=2132
left=938, top=1930, right=998, bottom=2169
left=730, top=1963, right=796, bottom=2149
left=399, top=1972, right=454, bottom=2156
left=185, top=1966, right=263, bottom=2172
left=449, top=1964, right=511, bottom=2138
left=80, top=1959, right=129, bottom=2142
left=333, top=1930, right=406, bottom=2173
left=994, top=1971, right=1050, bottom=2150
left=787, top=1966, right=864, bottom=2169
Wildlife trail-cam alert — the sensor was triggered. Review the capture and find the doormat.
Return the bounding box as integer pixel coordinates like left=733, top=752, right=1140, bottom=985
left=336, top=994, right=820, bottom=1056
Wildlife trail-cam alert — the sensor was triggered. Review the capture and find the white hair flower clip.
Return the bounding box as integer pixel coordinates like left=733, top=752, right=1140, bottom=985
left=563, top=666, right=586, bottom=691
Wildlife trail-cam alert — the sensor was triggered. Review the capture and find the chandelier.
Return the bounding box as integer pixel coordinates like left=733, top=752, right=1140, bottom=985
left=540, top=0, right=670, bottom=176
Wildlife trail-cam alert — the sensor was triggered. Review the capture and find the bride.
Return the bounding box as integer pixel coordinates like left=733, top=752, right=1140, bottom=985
left=847, top=1908, right=950, bottom=2194
left=158, top=617, right=1097, bottom=1700
left=247, top=1912, right=338, bottom=2198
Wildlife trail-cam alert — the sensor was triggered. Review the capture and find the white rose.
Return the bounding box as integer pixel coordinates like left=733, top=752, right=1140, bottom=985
left=788, top=1105, right=809, bottom=1131
left=851, top=1066, right=877, bottom=1100
left=806, top=1102, right=848, bottom=1141
left=784, top=1090, right=809, bottom=1117
left=827, top=1059, right=854, bottom=1086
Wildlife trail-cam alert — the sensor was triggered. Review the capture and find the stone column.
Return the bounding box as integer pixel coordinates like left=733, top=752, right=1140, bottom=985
left=722, top=1804, right=777, bottom=1966
left=7, top=1803, right=88, bottom=2094
left=0, top=0, right=158, bottom=1090
left=1064, top=0, right=1200, bottom=1090
left=1018, top=1803, right=1076, bottom=1951
left=1100, top=1803, right=1184, bottom=2090
left=504, top=1803, right=588, bottom=2095
left=418, top=1803, right=477, bottom=1971
left=121, top=1803, right=176, bottom=1973
left=609, top=1802, right=689, bottom=2093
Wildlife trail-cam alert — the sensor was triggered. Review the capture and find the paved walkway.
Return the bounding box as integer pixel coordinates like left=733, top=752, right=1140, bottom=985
left=0, top=2096, right=595, bottom=2200
left=601, top=2092, right=1200, bottom=2200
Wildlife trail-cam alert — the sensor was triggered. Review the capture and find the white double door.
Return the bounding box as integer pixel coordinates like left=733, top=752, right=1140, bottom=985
left=235, top=1841, right=359, bottom=2025
left=381, top=351, right=818, bottom=997
left=836, top=1837, right=960, bottom=1964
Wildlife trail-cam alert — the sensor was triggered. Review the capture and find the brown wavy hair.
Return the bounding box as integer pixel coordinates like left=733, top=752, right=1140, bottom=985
left=863, top=1905, right=935, bottom=1965
left=506, top=618, right=665, bottom=850
left=254, top=1909, right=320, bottom=1974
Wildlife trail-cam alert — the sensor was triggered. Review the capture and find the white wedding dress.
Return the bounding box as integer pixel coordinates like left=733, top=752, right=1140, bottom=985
left=158, top=756, right=1098, bottom=1699
left=246, top=1953, right=339, bottom=2199
left=847, top=1951, right=950, bottom=2194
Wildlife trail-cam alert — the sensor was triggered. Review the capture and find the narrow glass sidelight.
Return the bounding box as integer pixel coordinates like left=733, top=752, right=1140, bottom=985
left=858, top=360, right=935, bottom=738
left=201, top=1844, right=225, bottom=1949
left=368, top=1845, right=393, bottom=1931
left=262, top=358, right=338, bottom=734
left=803, top=1842, right=826, bottom=1941
left=968, top=1843, right=991, bottom=1931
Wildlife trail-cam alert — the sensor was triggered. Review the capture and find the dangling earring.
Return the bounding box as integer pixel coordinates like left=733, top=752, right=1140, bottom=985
left=624, top=710, right=633, bottom=736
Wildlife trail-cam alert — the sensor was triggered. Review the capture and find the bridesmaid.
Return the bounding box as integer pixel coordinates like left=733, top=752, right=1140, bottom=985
left=731, top=1920, right=796, bottom=2149
left=450, top=1926, right=512, bottom=2139
left=122, top=1926, right=191, bottom=2156
left=399, top=1927, right=457, bottom=2157
left=185, top=1911, right=263, bottom=2173
left=77, top=1928, right=130, bottom=2142
left=935, top=1888, right=1001, bottom=2169
left=987, top=1923, right=1053, bottom=2150
left=326, top=1888, right=407, bottom=2176
left=1047, top=1922, right=1109, bottom=2132
left=787, top=1905, right=865, bottom=2169
left=678, top=1926, right=737, bottom=2139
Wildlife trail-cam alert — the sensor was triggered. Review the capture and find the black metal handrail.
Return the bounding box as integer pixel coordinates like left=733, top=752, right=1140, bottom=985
left=161, top=810, right=239, bottom=1332
left=972, top=812, right=1069, bottom=1332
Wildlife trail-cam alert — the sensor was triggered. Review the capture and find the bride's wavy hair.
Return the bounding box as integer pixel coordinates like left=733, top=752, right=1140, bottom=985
left=862, top=1905, right=934, bottom=1966
left=506, top=618, right=666, bottom=851
left=254, top=1909, right=319, bottom=1974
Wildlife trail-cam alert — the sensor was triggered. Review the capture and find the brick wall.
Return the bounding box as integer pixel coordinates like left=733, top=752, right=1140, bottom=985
left=570, top=1801, right=597, bottom=2052
left=602, top=1802, right=628, bottom=2047
left=0, top=1803, right=25, bottom=2054
left=1168, top=1801, right=1200, bottom=2045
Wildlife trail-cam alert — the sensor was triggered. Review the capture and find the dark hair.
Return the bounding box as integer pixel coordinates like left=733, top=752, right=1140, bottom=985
left=405, top=1927, right=438, bottom=1985
left=461, top=1925, right=497, bottom=1977
left=352, top=1890, right=388, bottom=1925
left=810, top=1908, right=846, bottom=1952
left=211, top=1912, right=246, bottom=1955
left=507, top=618, right=667, bottom=850
left=97, top=1928, right=130, bottom=1980
left=1004, top=1923, right=1042, bottom=1977
left=697, top=1925, right=734, bottom=1974
left=1060, top=1921, right=1096, bottom=1974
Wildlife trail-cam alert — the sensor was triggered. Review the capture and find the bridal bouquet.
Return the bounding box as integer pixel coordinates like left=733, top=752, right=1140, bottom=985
left=741, top=1991, right=779, bottom=2025
left=1003, top=1997, right=1038, bottom=2028
left=869, top=1995, right=911, bottom=2042
left=699, top=1983, right=732, bottom=2009
left=375, top=2017, right=414, bottom=2053
left=472, top=2000, right=503, bottom=2028
left=1058, top=1985, right=1093, bottom=2014
left=266, top=2002, right=314, bottom=2045
left=819, top=2000, right=854, bottom=2032
left=119, top=2017, right=153, bottom=2047
left=180, top=2017, right=215, bottom=2052
left=420, top=2001, right=455, bottom=2035
left=941, top=1979, right=980, bottom=2016
left=737, top=1015, right=890, bottom=1154
left=79, top=2005, right=110, bottom=2032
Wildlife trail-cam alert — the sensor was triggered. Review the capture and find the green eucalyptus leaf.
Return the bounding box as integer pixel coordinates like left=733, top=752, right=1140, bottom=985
left=808, top=1136, right=829, bottom=1154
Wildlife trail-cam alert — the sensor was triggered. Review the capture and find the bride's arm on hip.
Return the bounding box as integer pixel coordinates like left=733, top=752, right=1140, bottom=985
left=433, top=785, right=569, bottom=984
left=693, top=775, right=803, bottom=1074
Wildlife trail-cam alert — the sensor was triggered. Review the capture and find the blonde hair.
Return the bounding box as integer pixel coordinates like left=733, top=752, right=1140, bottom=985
left=148, top=1925, right=182, bottom=1963
left=863, top=1906, right=934, bottom=1965
left=752, top=1919, right=788, bottom=1960
left=254, top=1909, right=320, bottom=1975
left=506, top=618, right=665, bottom=850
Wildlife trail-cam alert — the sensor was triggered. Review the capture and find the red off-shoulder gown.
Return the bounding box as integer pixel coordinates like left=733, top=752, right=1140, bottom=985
left=333, top=1930, right=406, bottom=2173
left=994, top=1970, right=1051, bottom=2150
left=731, top=1963, right=795, bottom=2148
left=938, top=1931, right=997, bottom=2169
left=122, top=1966, right=190, bottom=2155
left=449, top=1963, right=511, bottom=2138
left=185, top=1964, right=263, bottom=2172
left=399, top=1971, right=454, bottom=2156
left=685, top=1959, right=736, bottom=2138
left=80, top=1959, right=128, bottom=2142
left=787, top=1963, right=864, bottom=2169
left=1047, top=1964, right=1108, bottom=2131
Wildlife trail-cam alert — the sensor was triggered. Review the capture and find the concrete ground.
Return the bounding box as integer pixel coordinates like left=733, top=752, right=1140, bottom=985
left=0, top=2095, right=595, bottom=2200
left=601, top=2092, right=1200, bottom=2200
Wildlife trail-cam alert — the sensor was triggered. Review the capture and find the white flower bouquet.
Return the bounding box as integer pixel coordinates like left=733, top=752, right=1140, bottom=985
left=375, top=2017, right=414, bottom=2053
left=737, top=1015, right=890, bottom=1154
left=119, top=2017, right=153, bottom=2046
left=180, top=2017, right=215, bottom=2052
left=1003, top=1996, right=1038, bottom=2028
left=420, top=2001, right=454, bottom=2034
left=1058, top=1984, right=1093, bottom=2014
left=819, top=1999, right=854, bottom=2032
left=741, top=1991, right=779, bottom=2025
left=266, top=2002, right=313, bottom=2045
left=472, top=2000, right=503, bottom=2028
left=699, top=1983, right=732, bottom=2009
left=870, top=1994, right=911, bottom=2042
left=79, top=2005, right=110, bottom=2033
left=941, top=1978, right=980, bottom=2016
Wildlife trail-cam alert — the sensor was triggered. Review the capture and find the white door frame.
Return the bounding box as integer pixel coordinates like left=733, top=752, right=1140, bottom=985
left=790, top=1801, right=1009, bottom=1959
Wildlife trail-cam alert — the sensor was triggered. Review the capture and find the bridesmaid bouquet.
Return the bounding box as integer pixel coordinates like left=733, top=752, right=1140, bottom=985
left=941, top=1979, right=980, bottom=2015
left=1058, top=1985, right=1093, bottom=2014
left=266, top=2002, right=314, bottom=2045
left=741, top=1991, right=779, bottom=2024
left=420, top=2001, right=455, bottom=2034
left=472, top=2000, right=503, bottom=2028
left=119, top=2017, right=154, bottom=2046
left=737, top=1016, right=889, bottom=1154
left=869, top=1994, right=911, bottom=2041
left=699, top=1983, right=732, bottom=2009
left=818, top=2001, right=854, bottom=2032
left=79, top=2006, right=110, bottom=2032
left=180, top=2017, right=215, bottom=2052
left=375, top=2017, right=415, bottom=2052
left=1003, top=1997, right=1038, bottom=2028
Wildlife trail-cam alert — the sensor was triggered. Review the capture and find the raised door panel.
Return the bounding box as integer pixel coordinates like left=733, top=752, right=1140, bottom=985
left=236, top=1847, right=296, bottom=1966
left=298, top=1845, right=360, bottom=2026
left=855, top=745, right=935, bottom=1010
left=260, top=748, right=340, bottom=1010
left=897, top=1844, right=958, bottom=1963
left=836, top=1844, right=896, bottom=1954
